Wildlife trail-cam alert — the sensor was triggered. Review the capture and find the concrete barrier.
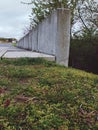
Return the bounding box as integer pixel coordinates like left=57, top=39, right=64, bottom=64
left=31, top=27, right=38, bottom=51
left=28, top=31, right=32, bottom=50
left=17, top=8, right=70, bottom=66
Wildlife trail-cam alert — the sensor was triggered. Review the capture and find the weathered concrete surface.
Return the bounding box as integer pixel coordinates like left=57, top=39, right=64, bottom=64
left=31, top=28, right=38, bottom=51
left=0, top=44, right=11, bottom=57
left=0, top=43, right=55, bottom=61
left=3, top=51, right=55, bottom=61
left=28, top=31, right=32, bottom=50
left=17, top=9, right=70, bottom=66
left=17, top=38, right=24, bottom=48
left=24, top=34, right=29, bottom=49
left=56, top=9, right=70, bottom=66
left=0, top=49, right=8, bottom=57
left=38, top=11, right=57, bottom=55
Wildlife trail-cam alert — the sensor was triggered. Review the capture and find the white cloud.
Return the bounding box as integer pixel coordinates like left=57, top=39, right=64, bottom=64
left=0, top=0, right=32, bottom=40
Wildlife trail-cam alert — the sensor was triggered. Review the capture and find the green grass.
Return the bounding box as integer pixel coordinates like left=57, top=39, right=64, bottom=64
left=0, top=58, right=98, bottom=130
left=12, top=42, right=16, bottom=47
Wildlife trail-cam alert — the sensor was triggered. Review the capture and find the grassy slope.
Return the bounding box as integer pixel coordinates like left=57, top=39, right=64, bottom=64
left=0, top=58, right=98, bottom=130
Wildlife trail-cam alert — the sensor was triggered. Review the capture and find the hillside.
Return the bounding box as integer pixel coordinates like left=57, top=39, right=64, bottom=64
left=0, top=58, right=98, bottom=130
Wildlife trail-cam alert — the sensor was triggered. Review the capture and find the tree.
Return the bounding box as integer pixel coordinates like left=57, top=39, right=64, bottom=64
left=23, top=0, right=98, bottom=39
left=73, top=0, right=98, bottom=39
left=23, top=0, right=80, bottom=35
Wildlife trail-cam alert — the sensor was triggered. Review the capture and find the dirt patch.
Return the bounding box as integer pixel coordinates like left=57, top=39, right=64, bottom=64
left=15, top=94, right=40, bottom=103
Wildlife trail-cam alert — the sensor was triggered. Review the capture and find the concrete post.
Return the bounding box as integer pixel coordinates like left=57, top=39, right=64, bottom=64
left=31, top=27, right=38, bottom=51
left=29, top=31, right=32, bottom=50
left=17, top=8, right=70, bottom=67
left=55, top=9, right=70, bottom=66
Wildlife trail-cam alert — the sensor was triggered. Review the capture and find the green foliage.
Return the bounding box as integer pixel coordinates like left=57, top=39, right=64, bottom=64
left=25, top=0, right=79, bottom=28
left=0, top=58, right=98, bottom=129
left=1, top=58, right=58, bottom=66
left=73, top=0, right=98, bottom=39
left=12, top=43, right=16, bottom=47
left=80, top=27, right=98, bottom=40
left=25, top=0, right=98, bottom=38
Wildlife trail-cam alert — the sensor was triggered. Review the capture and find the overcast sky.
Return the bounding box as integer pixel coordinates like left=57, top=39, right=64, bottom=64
left=0, top=0, right=31, bottom=40
left=0, top=0, right=98, bottom=40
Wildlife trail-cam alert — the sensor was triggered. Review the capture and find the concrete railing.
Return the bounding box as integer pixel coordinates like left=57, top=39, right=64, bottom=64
left=17, top=8, right=70, bottom=66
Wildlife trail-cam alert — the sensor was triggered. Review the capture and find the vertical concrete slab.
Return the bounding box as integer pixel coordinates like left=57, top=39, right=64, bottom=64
left=28, top=31, right=32, bottom=50
left=17, top=38, right=24, bottom=48
left=38, top=11, right=57, bottom=55
left=24, top=33, right=29, bottom=49
left=55, top=9, right=70, bottom=66
left=31, top=27, right=38, bottom=51
left=22, top=38, right=24, bottom=48
left=21, top=39, right=23, bottom=48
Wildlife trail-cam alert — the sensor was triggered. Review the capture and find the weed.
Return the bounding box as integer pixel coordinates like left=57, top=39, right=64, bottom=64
left=0, top=58, right=98, bottom=130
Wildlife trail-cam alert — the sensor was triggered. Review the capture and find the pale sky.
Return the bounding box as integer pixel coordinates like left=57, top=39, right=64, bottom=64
left=0, top=0, right=98, bottom=40
left=0, top=0, right=31, bottom=40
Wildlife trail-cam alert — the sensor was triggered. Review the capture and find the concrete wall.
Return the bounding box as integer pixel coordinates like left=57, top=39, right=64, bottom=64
left=31, top=27, right=38, bottom=51
left=17, top=8, right=70, bottom=66
left=38, top=11, right=57, bottom=55
left=56, top=9, right=70, bottom=66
